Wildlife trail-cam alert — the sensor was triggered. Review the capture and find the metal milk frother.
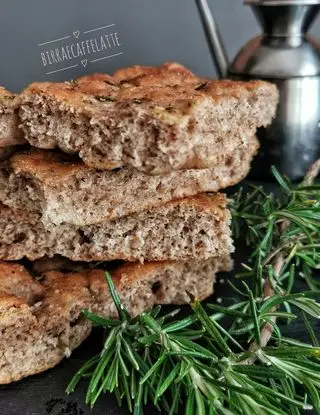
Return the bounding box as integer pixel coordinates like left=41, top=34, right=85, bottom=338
left=196, top=0, right=320, bottom=180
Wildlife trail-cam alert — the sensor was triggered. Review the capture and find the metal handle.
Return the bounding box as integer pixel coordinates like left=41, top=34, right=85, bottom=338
left=195, top=0, right=229, bottom=78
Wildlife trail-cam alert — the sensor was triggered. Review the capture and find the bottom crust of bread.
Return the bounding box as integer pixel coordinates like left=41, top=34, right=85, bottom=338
left=0, top=255, right=232, bottom=384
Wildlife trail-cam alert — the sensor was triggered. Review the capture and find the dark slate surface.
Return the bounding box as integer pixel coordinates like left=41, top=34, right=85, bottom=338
left=0, top=200, right=319, bottom=414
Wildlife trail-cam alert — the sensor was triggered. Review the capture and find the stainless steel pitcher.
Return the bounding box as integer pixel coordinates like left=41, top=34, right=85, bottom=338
left=196, top=0, right=320, bottom=181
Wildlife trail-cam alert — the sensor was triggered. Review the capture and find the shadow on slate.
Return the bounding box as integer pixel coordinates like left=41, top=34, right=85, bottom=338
left=0, top=182, right=319, bottom=415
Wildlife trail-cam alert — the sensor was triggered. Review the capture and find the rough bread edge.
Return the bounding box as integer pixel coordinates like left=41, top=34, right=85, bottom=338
left=0, top=135, right=259, bottom=226
left=0, top=86, right=25, bottom=148
left=19, top=63, right=278, bottom=174
left=0, top=255, right=232, bottom=384
left=0, top=194, right=234, bottom=262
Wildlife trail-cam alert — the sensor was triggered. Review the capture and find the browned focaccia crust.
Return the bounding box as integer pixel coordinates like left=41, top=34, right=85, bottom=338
left=0, top=86, right=25, bottom=148
left=0, top=255, right=232, bottom=384
left=19, top=62, right=277, bottom=174
left=0, top=135, right=259, bottom=226
left=0, top=193, right=234, bottom=262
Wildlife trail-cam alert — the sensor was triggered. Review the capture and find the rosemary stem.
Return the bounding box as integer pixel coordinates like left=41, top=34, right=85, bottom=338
left=244, top=240, right=285, bottom=364
left=302, top=158, right=320, bottom=186
left=243, top=159, right=320, bottom=365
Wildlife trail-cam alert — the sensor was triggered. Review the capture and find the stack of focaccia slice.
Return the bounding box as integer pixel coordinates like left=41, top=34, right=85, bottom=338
left=0, top=62, right=278, bottom=383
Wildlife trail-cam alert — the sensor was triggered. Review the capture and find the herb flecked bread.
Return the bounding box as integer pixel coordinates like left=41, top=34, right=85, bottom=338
left=0, top=193, right=233, bottom=262
left=19, top=63, right=278, bottom=174
left=0, top=135, right=258, bottom=226
left=0, top=255, right=232, bottom=384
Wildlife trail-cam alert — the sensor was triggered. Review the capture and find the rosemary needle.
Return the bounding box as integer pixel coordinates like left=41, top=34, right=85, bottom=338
left=67, top=161, right=320, bottom=414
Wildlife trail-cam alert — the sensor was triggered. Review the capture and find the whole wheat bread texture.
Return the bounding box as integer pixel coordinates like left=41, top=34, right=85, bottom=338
left=0, top=193, right=233, bottom=262
left=0, top=255, right=232, bottom=384
left=0, top=87, right=24, bottom=147
left=0, top=135, right=258, bottom=226
left=19, top=63, right=278, bottom=174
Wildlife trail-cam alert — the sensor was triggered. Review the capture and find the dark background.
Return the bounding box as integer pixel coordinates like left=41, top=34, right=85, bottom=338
left=1, top=0, right=320, bottom=92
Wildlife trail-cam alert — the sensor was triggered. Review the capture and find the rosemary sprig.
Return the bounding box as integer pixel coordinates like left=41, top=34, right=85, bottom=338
left=67, top=161, right=320, bottom=414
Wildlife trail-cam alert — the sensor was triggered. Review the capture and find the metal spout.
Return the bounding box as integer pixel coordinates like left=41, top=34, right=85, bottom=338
left=195, top=0, right=229, bottom=78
